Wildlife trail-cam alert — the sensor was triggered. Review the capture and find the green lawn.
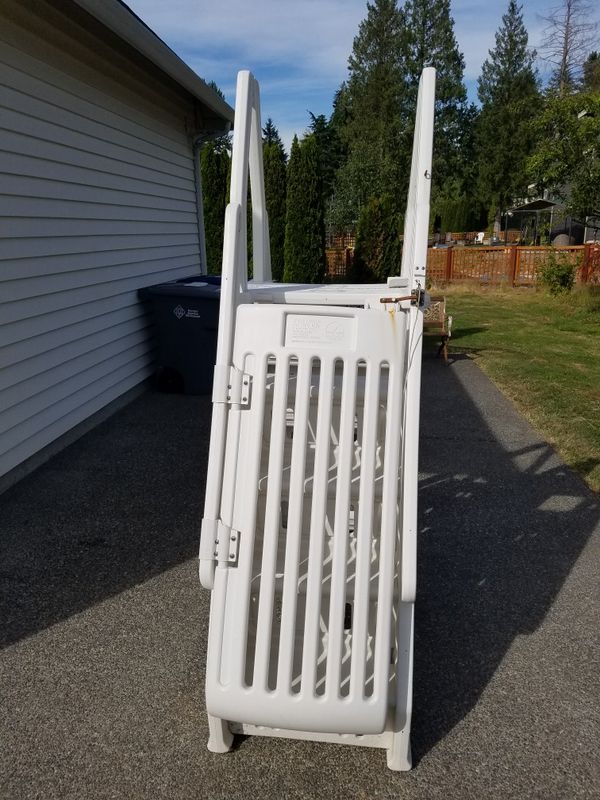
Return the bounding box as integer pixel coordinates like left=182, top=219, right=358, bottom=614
left=437, top=285, right=600, bottom=492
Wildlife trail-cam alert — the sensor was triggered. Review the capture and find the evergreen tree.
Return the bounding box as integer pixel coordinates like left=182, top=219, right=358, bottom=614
left=263, top=128, right=287, bottom=281
left=284, top=135, right=326, bottom=283
left=199, top=81, right=231, bottom=274
left=329, top=0, right=406, bottom=227
left=401, top=0, right=471, bottom=204
left=582, top=51, right=600, bottom=93
left=206, top=81, right=233, bottom=152
left=263, top=117, right=285, bottom=150
left=353, top=194, right=403, bottom=281
left=200, top=141, right=230, bottom=274
left=307, top=112, right=341, bottom=208
left=475, top=0, right=540, bottom=225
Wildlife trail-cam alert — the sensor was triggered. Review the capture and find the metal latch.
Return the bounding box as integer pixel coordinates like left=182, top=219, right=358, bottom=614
left=379, top=288, right=427, bottom=306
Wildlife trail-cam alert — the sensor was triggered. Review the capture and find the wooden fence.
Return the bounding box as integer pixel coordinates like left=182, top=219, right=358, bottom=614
left=324, top=243, right=600, bottom=285
left=325, top=247, right=354, bottom=279
left=427, top=244, right=600, bottom=286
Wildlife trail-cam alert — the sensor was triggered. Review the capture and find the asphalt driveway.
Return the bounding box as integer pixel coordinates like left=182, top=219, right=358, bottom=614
left=1, top=354, right=598, bottom=799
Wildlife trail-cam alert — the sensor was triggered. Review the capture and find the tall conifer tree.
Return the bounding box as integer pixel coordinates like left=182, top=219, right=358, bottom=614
left=475, top=0, right=539, bottom=226
left=263, top=118, right=285, bottom=149
left=263, top=121, right=287, bottom=281
left=329, top=0, right=406, bottom=227
left=582, top=51, right=600, bottom=93
left=401, top=0, right=471, bottom=201
left=200, top=141, right=229, bottom=274
left=284, top=135, right=326, bottom=283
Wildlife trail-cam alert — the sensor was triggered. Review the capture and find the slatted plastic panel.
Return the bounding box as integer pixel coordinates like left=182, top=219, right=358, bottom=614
left=206, top=303, right=408, bottom=734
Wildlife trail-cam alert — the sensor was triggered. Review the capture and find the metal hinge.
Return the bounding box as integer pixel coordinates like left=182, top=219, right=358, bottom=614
left=199, top=518, right=240, bottom=566
left=212, top=365, right=251, bottom=406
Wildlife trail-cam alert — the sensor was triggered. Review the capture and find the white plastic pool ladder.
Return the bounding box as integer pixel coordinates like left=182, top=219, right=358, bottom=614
left=199, top=67, right=435, bottom=771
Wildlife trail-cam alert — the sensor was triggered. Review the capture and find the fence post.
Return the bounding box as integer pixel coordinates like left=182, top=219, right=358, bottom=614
left=345, top=247, right=353, bottom=279
left=580, top=244, right=590, bottom=284
left=509, top=247, right=518, bottom=286
left=445, top=246, right=453, bottom=282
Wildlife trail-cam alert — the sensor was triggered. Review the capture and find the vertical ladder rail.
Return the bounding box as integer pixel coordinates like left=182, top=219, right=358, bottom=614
left=199, top=202, right=242, bottom=589
left=400, top=67, right=436, bottom=291
left=248, top=82, right=271, bottom=283
left=400, top=309, right=423, bottom=603
left=200, top=70, right=267, bottom=589
left=227, top=72, right=252, bottom=295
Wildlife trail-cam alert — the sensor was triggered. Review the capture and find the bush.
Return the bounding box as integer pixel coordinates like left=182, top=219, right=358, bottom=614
left=539, top=250, right=578, bottom=295
left=572, top=284, right=600, bottom=314
left=284, top=135, right=326, bottom=283
left=200, top=142, right=230, bottom=274
left=436, top=195, right=484, bottom=233
left=352, top=194, right=402, bottom=282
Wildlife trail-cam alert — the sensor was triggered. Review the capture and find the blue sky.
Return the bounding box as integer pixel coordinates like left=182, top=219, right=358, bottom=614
left=126, top=0, right=570, bottom=150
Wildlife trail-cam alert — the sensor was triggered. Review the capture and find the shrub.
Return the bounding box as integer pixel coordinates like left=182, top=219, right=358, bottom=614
left=200, top=142, right=229, bottom=274
left=539, top=250, right=578, bottom=295
left=284, top=135, right=326, bottom=283
left=352, top=194, right=402, bottom=282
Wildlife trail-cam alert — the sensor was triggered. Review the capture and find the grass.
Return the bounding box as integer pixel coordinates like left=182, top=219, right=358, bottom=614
left=435, top=284, right=600, bottom=493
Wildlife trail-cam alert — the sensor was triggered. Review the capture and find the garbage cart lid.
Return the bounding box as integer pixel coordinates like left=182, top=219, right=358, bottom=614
left=139, top=279, right=221, bottom=299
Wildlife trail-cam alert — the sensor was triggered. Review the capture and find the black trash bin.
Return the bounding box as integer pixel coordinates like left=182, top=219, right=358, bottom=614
left=139, top=275, right=221, bottom=395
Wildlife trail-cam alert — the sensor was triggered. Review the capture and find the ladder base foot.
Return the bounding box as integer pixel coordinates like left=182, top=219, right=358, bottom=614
left=207, top=714, right=233, bottom=753
left=387, top=729, right=412, bottom=771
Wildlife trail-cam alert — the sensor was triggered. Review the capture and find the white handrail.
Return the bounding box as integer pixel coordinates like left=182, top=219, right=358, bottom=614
left=399, top=67, right=435, bottom=602
left=400, top=67, right=436, bottom=291
left=199, top=70, right=271, bottom=589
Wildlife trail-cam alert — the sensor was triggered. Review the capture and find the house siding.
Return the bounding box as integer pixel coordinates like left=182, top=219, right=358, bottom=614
left=0, top=1, right=208, bottom=481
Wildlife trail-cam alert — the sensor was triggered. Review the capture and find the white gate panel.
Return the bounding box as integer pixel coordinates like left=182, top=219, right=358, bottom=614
left=206, top=304, right=408, bottom=734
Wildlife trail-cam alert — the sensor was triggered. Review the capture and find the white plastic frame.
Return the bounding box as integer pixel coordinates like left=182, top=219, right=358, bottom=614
left=199, top=68, right=436, bottom=771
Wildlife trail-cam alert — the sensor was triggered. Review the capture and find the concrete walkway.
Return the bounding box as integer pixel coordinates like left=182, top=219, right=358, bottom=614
left=1, top=355, right=599, bottom=800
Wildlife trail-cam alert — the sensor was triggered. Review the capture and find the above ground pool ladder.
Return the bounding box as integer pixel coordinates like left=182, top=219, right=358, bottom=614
left=199, top=66, right=435, bottom=771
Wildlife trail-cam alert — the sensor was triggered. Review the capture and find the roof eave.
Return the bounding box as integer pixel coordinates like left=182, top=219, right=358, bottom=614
left=72, top=0, right=234, bottom=129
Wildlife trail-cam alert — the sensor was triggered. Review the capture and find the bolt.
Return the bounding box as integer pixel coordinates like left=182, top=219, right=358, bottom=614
left=229, top=553, right=235, bottom=559
left=231, top=535, right=236, bottom=541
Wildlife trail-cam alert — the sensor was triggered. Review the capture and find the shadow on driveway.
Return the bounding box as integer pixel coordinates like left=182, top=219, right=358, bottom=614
left=412, top=353, right=598, bottom=760
left=1, top=393, right=212, bottom=648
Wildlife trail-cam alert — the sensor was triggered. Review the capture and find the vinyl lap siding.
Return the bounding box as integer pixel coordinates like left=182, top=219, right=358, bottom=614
left=0, top=8, right=206, bottom=480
